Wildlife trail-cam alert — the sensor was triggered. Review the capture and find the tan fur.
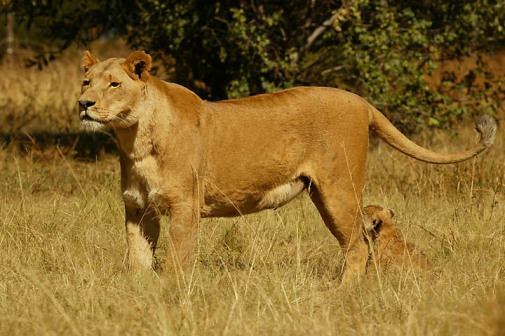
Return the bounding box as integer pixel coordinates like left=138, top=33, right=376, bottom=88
left=363, top=205, right=431, bottom=270
left=79, top=51, right=495, bottom=284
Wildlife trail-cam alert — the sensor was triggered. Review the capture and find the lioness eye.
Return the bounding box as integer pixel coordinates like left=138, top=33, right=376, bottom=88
left=110, top=82, right=120, bottom=87
left=83, top=80, right=90, bottom=86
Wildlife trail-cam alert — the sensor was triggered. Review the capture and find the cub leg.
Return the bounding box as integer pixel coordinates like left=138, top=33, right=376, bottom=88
left=125, top=208, right=160, bottom=271
left=164, top=202, right=199, bottom=271
left=310, top=189, right=368, bottom=285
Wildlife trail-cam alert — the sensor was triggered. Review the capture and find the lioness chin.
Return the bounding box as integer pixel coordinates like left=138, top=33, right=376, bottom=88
left=79, top=51, right=496, bottom=285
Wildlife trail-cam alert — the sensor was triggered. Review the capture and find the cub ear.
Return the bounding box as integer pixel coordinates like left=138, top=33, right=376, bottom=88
left=123, top=51, right=152, bottom=81
left=81, top=50, right=99, bottom=72
left=377, top=208, right=394, bottom=223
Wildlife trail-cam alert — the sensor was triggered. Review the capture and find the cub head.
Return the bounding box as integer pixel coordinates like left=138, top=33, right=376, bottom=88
left=362, top=205, right=432, bottom=270
left=78, top=51, right=152, bottom=131
left=362, top=205, right=395, bottom=240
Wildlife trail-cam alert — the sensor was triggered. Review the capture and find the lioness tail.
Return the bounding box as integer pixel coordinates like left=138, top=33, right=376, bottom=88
left=369, top=105, right=496, bottom=164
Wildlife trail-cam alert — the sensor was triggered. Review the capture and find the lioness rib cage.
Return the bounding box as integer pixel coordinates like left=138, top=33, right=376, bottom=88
left=79, top=51, right=496, bottom=285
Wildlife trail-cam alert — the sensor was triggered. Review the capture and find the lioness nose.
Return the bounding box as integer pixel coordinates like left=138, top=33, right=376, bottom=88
left=79, top=99, right=96, bottom=110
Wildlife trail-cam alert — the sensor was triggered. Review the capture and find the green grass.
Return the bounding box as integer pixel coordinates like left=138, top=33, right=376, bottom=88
left=1, top=50, right=505, bottom=335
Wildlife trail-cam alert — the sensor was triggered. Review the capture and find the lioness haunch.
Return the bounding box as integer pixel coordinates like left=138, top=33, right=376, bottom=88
left=78, top=51, right=496, bottom=285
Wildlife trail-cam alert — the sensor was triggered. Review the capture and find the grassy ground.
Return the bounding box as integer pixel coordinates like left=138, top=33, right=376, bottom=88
left=1, top=49, right=505, bottom=335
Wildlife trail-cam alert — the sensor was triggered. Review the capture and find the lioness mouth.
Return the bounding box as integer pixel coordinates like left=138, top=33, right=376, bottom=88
left=81, top=112, right=110, bottom=124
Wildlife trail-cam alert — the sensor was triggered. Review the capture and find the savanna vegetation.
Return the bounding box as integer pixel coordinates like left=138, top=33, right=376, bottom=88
left=3, top=0, right=505, bottom=131
left=1, top=1, right=505, bottom=335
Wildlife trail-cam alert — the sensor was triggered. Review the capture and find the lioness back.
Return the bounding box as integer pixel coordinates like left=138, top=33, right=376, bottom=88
left=200, top=87, right=371, bottom=216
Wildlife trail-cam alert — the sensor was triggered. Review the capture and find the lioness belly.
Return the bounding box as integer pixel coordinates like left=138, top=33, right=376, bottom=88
left=201, top=177, right=307, bottom=217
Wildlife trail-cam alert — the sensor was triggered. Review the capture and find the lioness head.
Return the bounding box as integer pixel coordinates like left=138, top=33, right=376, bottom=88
left=363, top=205, right=431, bottom=270
left=78, top=51, right=152, bottom=131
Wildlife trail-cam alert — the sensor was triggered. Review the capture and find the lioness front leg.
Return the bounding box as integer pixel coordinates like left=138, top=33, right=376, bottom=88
left=164, top=202, right=199, bottom=272
left=125, top=207, right=160, bottom=271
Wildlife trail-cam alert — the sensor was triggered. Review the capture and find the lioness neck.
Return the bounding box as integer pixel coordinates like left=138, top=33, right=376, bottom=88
left=115, top=122, right=153, bottom=161
left=115, top=77, right=203, bottom=161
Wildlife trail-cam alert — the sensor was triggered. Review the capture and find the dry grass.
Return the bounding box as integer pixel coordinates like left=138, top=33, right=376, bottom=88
left=0, top=52, right=81, bottom=134
left=1, top=49, right=505, bottom=335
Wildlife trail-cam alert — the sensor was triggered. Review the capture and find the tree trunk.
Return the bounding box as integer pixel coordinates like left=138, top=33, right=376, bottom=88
left=6, top=12, right=14, bottom=68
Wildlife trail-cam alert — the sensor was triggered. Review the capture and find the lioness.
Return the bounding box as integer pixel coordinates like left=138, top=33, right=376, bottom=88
left=78, top=51, right=496, bottom=284
left=362, top=205, right=431, bottom=270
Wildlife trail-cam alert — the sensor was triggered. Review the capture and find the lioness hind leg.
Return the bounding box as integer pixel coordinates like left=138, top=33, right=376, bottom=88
left=125, top=208, right=160, bottom=271
left=310, top=188, right=368, bottom=285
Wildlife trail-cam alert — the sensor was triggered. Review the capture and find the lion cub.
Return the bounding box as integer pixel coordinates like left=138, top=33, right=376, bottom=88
left=362, top=205, right=431, bottom=270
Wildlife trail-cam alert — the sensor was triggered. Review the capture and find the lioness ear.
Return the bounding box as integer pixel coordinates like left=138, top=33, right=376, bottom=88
left=123, top=51, right=152, bottom=81
left=81, top=50, right=99, bottom=72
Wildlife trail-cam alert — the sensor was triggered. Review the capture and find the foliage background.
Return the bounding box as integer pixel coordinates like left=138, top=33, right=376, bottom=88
left=2, top=0, right=505, bottom=132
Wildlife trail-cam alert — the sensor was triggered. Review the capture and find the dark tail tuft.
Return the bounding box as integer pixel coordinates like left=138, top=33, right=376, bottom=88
left=475, top=115, right=497, bottom=148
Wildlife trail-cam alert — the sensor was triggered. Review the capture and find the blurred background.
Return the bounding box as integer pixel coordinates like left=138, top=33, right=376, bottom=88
left=0, top=0, right=504, bottom=145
